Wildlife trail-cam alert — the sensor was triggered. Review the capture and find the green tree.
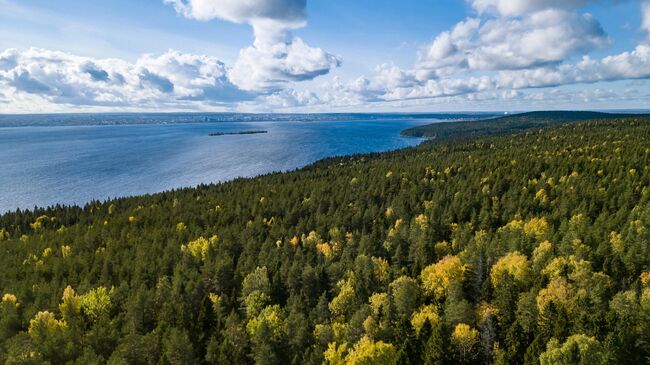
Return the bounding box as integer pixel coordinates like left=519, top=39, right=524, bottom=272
left=539, top=334, right=604, bottom=365
left=162, top=328, right=196, bottom=365
left=389, top=275, right=420, bottom=320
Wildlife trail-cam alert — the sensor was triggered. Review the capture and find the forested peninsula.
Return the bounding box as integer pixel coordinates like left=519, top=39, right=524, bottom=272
left=401, top=111, right=637, bottom=140
left=1, top=113, right=649, bottom=364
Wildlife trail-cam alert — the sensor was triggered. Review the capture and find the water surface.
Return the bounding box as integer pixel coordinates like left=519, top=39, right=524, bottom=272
left=0, top=119, right=432, bottom=212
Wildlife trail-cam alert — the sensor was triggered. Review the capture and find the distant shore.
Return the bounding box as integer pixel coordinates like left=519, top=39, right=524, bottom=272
left=208, top=130, right=268, bottom=136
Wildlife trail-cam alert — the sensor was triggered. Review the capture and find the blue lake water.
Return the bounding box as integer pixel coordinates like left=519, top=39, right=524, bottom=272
left=0, top=119, right=433, bottom=212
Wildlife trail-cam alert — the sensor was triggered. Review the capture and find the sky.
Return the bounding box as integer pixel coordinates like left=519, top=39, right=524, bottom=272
left=0, top=0, right=649, bottom=113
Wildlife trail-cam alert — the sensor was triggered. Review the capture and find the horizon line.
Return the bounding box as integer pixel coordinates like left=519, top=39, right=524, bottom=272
left=2, top=109, right=650, bottom=117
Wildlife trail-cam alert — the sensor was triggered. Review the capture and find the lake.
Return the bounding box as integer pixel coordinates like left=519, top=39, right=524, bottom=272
left=0, top=118, right=434, bottom=212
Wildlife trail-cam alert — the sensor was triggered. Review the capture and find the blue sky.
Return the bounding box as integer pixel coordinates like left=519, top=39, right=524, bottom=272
left=0, top=0, right=649, bottom=113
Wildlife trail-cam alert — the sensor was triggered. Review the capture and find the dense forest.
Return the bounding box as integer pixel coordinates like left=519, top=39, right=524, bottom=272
left=1, top=115, right=650, bottom=364
left=401, top=111, right=636, bottom=140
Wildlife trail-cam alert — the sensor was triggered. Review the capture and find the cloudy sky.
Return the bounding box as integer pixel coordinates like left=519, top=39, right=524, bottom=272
left=0, top=0, right=649, bottom=113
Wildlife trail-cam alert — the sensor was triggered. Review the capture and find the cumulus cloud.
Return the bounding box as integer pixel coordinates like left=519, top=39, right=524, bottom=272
left=81, top=62, right=110, bottom=82
left=165, top=0, right=340, bottom=91
left=135, top=51, right=253, bottom=102
left=0, top=48, right=253, bottom=108
left=338, top=0, right=650, bottom=105
left=471, top=0, right=591, bottom=16
left=341, top=4, right=609, bottom=103
left=642, top=2, right=650, bottom=35
left=260, top=88, right=321, bottom=109
left=164, top=0, right=307, bottom=28
left=417, top=10, right=607, bottom=74
left=355, top=43, right=649, bottom=101
left=229, top=33, right=340, bottom=91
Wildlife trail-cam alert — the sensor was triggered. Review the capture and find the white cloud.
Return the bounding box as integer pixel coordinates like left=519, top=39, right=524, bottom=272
left=337, top=1, right=650, bottom=106
left=229, top=35, right=340, bottom=91
left=260, top=88, right=321, bottom=109
left=417, top=10, right=607, bottom=74
left=135, top=51, right=253, bottom=102
left=642, top=2, right=650, bottom=35
left=164, top=0, right=339, bottom=91
left=470, top=0, right=590, bottom=16
left=360, top=44, right=650, bottom=101
left=163, top=0, right=307, bottom=28
left=0, top=48, right=253, bottom=108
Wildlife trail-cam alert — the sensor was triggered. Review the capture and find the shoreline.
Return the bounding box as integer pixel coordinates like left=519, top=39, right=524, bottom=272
left=0, top=132, right=427, bottom=215
left=5, top=111, right=649, bottom=216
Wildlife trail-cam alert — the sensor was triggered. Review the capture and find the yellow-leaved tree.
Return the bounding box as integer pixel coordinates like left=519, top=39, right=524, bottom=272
left=532, top=240, right=554, bottom=272
left=324, top=342, right=348, bottom=365
left=78, top=287, right=113, bottom=321
left=490, top=251, right=530, bottom=287
left=451, top=323, right=479, bottom=361
left=523, top=217, right=549, bottom=239
left=341, top=336, right=399, bottom=365
left=368, top=292, right=389, bottom=317
left=28, top=311, right=65, bottom=337
left=329, top=277, right=357, bottom=321
left=536, top=277, right=573, bottom=312
left=59, top=286, right=81, bottom=324
left=181, top=235, right=217, bottom=261
left=0, top=227, right=9, bottom=240
left=410, top=304, right=440, bottom=336
left=421, top=255, right=466, bottom=299
left=245, top=304, right=285, bottom=339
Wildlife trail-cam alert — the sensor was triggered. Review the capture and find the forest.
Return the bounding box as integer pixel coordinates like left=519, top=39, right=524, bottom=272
left=1, top=115, right=649, bottom=364
left=401, top=111, right=636, bottom=140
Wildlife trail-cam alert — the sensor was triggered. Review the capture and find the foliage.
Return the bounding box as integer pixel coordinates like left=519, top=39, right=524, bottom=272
left=181, top=235, right=217, bottom=261
left=539, top=334, right=604, bottom=365
left=344, top=336, right=399, bottom=365
left=421, top=255, right=466, bottom=299
left=411, top=304, right=440, bottom=336
left=389, top=275, right=420, bottom=319
left=451, top=323, right=480, bottom=361
left=78, top=287, right=113, bottom=320
left=490, top=251, right=530, bottom=287
left=329, top=277, right=357, bottom=321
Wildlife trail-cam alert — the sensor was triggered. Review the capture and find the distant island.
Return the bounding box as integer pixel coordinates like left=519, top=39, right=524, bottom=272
left=208, top=130, right=268, bottom=136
